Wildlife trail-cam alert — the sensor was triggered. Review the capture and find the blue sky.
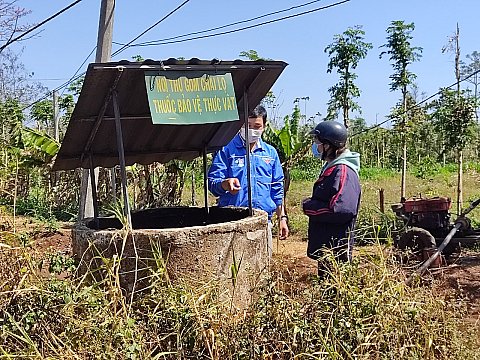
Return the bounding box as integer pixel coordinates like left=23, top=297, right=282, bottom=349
left=11, top=0, right=480, bottom=127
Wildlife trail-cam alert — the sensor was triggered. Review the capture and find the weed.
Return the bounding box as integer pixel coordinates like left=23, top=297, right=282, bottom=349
left=16, top=231, right=33, bottom=247
left=46, top=252, right=76, bottom=275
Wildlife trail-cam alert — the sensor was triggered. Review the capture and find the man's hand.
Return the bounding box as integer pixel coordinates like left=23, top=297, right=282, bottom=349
left=221, top=178, right=241, bottom=195
left=279, top=218, right=289, bottom=240
left=302, top=197, right=311, bottom=214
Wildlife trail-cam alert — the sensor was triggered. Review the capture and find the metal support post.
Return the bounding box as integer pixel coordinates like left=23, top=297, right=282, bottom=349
left=243, top=88, right=253, bottom=216
left=203, top=145, right=209, bottom=219
left=112, top=89, right=132, bottom=229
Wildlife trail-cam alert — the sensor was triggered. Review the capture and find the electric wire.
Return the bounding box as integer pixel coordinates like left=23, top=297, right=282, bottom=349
left=21, top=1, right=192, bottom=111
left=21, top=0, right=479, bottom=124
left=111, top=0, right=191, bottom=57
left=21, top=45, right=96, bottom=111
left=115, top=0, right=351, bottom=48
left=0, top=0, right=83, bottom=53
left=21, top=72, right=85, bottom=111
left=60, top=45, right=97, bottom=96
left=114, top=0, right=325, bottom=47
left=22, top=0, right=344, bottom=110
left=21, top=1, right=189, bottom=109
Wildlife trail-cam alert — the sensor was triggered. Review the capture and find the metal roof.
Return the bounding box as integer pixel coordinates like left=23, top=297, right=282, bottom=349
left=53, top=58, right=288, bottom=170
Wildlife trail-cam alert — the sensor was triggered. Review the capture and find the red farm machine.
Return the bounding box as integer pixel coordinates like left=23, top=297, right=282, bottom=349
left=391, top=196, right=480, bottom=268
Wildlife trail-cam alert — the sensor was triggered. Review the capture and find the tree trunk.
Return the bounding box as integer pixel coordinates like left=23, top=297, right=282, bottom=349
left=401, top=88, right=407, bottom=199
left=382, top=138, right=385, bottom=168
left=144, top=165, right=154, bottom=206
left=13, top=155, right=18, bottom=233
left=376, top=137, right=380, bottom=167
left=343, top=69, right=349, bottom=129
left=401, top=141, right=407, bottom=199
left=282, top=166, right=291, bottom=216
left=191, top=167, right=197, bottom=206
left=457, top=150, right=463, bottom=214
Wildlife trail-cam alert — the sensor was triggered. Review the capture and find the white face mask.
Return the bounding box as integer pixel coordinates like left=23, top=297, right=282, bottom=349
left=239, top=127, right=263, bottom=143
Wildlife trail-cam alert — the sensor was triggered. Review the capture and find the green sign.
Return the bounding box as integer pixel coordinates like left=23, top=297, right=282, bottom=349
left=145, top=71, right=239, bottom=125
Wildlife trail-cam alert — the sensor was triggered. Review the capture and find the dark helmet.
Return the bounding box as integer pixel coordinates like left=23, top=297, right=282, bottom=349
left=309, top=121, right=348, bottom=148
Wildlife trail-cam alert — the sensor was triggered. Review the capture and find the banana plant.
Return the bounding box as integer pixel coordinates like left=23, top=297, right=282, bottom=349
left=263, top=105, right=311, bottom=199
left=21, top=127, right=59, bottom=158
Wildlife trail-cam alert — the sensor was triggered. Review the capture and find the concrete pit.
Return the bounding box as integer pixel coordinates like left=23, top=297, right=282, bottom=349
left=72, top=207, right=269, bottom=306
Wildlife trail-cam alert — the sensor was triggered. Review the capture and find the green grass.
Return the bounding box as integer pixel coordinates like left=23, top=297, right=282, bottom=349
left=286, top=164, right=480, bottom=242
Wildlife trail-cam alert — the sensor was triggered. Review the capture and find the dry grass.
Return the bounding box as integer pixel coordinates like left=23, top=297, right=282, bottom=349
left=0, top=167, right=480, bottom=358
left=0, top=240, right=478, bottom=359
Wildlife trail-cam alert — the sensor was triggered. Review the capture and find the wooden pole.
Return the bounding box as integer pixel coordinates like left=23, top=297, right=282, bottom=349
left=79, top=0, right=115, bottom=220
left=379, top=188, right=385, bottom=213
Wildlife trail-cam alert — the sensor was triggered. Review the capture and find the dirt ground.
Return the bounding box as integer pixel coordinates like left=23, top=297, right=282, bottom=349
left=4, top=221, right=480, bottom=326
left=273, top=235, right=480, bottom=326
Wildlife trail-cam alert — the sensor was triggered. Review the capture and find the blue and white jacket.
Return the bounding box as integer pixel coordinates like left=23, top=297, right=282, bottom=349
left=208, top=133, right=284, bottom=219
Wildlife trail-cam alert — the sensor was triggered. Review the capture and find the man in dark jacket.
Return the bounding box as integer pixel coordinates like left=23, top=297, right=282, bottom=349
left=302, top=121, right=361, bottom=275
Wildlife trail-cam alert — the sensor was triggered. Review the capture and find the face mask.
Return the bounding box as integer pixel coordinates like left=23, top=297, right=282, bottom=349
left=311, top=143, right=323, bottom=159
left=240, top=128, right=263, bottom=143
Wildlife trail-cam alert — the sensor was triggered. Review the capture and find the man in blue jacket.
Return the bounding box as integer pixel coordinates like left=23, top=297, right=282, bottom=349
left=208, top=105, right=289, bottom=256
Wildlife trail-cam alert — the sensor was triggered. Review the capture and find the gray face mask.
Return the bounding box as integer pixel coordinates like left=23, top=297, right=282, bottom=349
left=240, top=128, right=263, bottom=143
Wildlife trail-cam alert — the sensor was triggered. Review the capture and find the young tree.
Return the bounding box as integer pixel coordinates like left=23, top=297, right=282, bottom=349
left=324, top=25, right=372, bottom=129
left=30, top=93, right=74, bottom=139
left=431, top=89, right=476, bottom=213
left=0, top=3, right=42, bottom=102
left=0, top=49, right=46, bottom=103
left=239, top=50, right=272, bottom=61
left=460, top=51, right=480, bottom=120
left=380, top=20, right=423, bottom=199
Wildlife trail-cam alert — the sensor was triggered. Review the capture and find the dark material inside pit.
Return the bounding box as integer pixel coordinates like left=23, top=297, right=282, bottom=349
left=87, top=206, right=250, bottom=230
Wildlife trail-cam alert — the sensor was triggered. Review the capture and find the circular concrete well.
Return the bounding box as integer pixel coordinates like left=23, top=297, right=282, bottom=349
left=72, top=207, right=269, bottom=305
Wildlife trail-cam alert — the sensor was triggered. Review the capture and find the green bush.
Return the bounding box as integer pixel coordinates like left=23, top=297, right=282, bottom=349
left=290, top=156, right=322, bottom=181
left=355, top=206, right=398, bottom=244
left=359, top=167, right=397, bottom=180
left=411, top=157, right=442, bottom=179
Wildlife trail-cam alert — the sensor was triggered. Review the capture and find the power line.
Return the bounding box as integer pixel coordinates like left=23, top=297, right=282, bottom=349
left=111, top=0, right=191, bottom=57
left=23, top=78, right=71, bottom=81
left=22, top=1, right=192, bottom=112
left=21, top=0, right=343, bottom=111
left=21, top=45, right=96, bottom=111
left=351, top=68, right=480, bottom=137
left=21, top=72, right=85, bottom=111
left=60, top=45, right=97, bottom=96
left=22, top=0, right=190, bottom=110
left=115, top=0, right=351, bottom=48
left=116, top=0, right=325, bottom=47
left=0, top=0, right=83, bottom=53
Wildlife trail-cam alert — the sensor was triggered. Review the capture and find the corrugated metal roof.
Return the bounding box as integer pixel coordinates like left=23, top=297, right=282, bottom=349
left=53, top=58, right=288, bottom=170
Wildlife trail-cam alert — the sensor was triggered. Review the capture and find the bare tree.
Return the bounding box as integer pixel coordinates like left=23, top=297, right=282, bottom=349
left=0, top=1, right=32, bottom=44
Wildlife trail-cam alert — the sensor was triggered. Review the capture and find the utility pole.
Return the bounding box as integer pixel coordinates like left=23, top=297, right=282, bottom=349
left=78, top=0, right=115, bottom=220
left=53, top=90, right=59, bottom=142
